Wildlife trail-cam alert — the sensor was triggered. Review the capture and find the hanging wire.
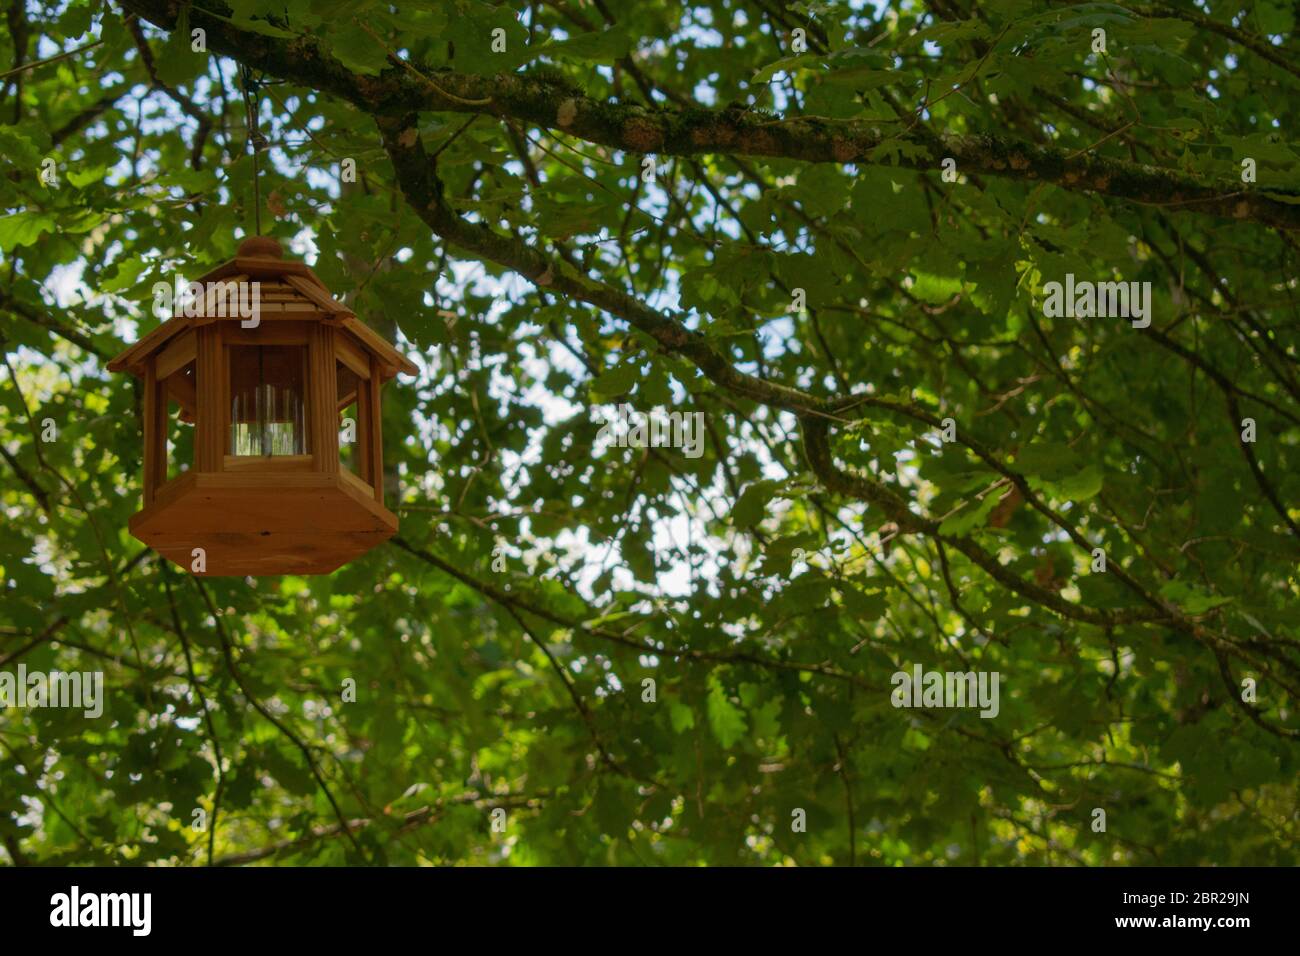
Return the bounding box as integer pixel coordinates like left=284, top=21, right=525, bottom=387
left=239, top=64, right=266, bottom=236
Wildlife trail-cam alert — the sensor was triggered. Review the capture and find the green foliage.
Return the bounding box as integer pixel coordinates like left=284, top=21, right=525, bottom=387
left=0, top=0, right=1298, bottom=867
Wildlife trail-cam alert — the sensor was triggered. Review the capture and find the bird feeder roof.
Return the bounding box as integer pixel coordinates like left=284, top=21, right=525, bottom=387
left=107, top=236, right=418, bottom=380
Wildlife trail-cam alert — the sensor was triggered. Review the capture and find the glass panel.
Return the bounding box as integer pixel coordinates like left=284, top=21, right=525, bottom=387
left=229, top=345, right=308, bottom=456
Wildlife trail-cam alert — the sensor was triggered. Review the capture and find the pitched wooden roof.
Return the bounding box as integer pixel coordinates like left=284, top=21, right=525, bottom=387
left=107, top=236, right=418, bottom=379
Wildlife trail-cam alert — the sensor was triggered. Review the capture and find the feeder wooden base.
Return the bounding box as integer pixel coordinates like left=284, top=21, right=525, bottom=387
left=129, top=468, right=397, bottom=576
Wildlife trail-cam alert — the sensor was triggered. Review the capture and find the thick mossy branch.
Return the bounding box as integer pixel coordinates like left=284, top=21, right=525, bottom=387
left=120, top=0, right=1300, bottom=230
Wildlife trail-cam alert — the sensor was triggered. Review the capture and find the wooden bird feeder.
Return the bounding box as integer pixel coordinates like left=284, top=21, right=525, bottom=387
left=107, top=236, right=417, bottom=576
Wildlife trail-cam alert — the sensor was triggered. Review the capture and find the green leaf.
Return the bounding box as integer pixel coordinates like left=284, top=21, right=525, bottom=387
left=1044, top=465, right=1103, bottom=503
left=1159, top=581, right=1233, bottom=615
left=938, top=492, right=1000, bottom=535
left=154, top=10, right=206, bottom=87
left=101, top=257, right=150, bottom=293
left=0, top=128, right=42, bottom=168
left=445, top=4, right=528, bottom=73
left=1257, top=0, right=1295, bottom=34
left=66, top=165, right=108, bottom=189
left=0, top=212, right=54, bottom=251
left=225, top=1, right=299, bottom=39
left=549, top=25, right=632, bottom=63
left=669, top=701, right=695, bottom=733
left=326, top=23, right=392, bottom=75
left=733, top=479, right=777, bottom=527
left=752, top=54, right=820, bottom=84
left=589, top=362, right=639, bottom=400
left=840, top=586, right=887, bottom=620
left=1015, top=442, right=1082, bottom=480
left=707, top=678, right=747, bottom=749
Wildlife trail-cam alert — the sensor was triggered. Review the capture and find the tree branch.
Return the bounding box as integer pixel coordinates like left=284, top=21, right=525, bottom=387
left=117, top=0, right=1300, bottom=230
